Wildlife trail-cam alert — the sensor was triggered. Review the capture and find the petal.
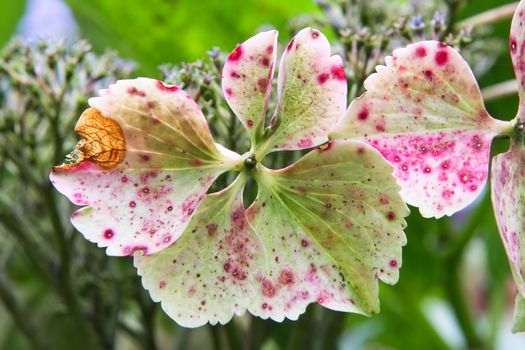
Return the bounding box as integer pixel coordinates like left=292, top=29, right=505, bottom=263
left=259, top=28, right=347, bottom=155
left=331, top=41, right=512, bottom=218
left=134, top=175, right=266, bottom=327
left=50, top=78, right=241, bottom=256
left=222, top=30, right=278, bottom=142
left=510, top=0, right=525, bottom=121
left=491, top=142, right=525, bottom=331
left=250, top=140, right=409, bottom=315
left=513, top=293, right=525, bottom=333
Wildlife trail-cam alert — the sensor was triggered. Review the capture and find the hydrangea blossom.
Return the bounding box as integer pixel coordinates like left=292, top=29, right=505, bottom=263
left=50, top=28, right=409, bottom=327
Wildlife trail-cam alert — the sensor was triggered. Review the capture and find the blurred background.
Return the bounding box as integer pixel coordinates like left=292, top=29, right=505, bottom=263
left=1, top=0, right=525, bottom=349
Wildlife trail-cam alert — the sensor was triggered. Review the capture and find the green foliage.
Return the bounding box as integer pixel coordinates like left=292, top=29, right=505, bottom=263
left=0, top=0, right=25, bottom=47
left=64, top=0, right=318, bottom=74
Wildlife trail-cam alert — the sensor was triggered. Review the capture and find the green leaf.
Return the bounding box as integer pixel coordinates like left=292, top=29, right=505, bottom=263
left=0, top=0, right=25, bottom=47
left=331, top=41, right=512, bottom=218
left=50, top=78, right=242, bottom=256
left=250, top=140, right=409, bottom=315
left=64, top=0, right=317, bottom=73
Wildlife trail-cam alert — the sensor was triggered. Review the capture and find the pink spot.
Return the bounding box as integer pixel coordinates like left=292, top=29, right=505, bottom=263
left=301, top=239, right=309, bottom=247
left=261, top=279, right=276, bottom=297
left=225, top=88, right=233, bottom=97
left=357, top=147, right=366, bottom=155
left=311, top=30, right=320, bottom=39
left=103, top=229, right=114, bottom=239
left=297, top=138, right=313, bottom=148
left=156, top=80, right=179, bottom=92
left=247, top=119, right=254, bottom=128
left=471, top=135, right=482, bottom=150
left=266, top=45, right=274, bottom=54
left=230, top=71, right=241, bottom=78
left=386, top=211, right=396, bottom=221
left=442, top=190, right=454, bottom=199
left=191, top=159, right=203, bottom=166
left=331, top=65, right=346, bottom=80
left=206, top=223, right=218, bottom=236
left=141, top=154, right=150, bottom=162
left=223, top=262, right=231, bottom=272
left=511, top=37, right=518, bottom=54
left=441, top=160, right=450, bottom=170
left=147, top=101, right=156, bottom=109
left=261, top=57, right=270, bottom=67
left=458, top=171, right=471, bottom=184
left=278, top=270, right=295, bottom=285
left=380, top=195, right=389, bottom=204
left=257, top=78, right=268, bottom=92
left=127, top=86, right=146, bottom=97
left=286, top=38, right=295, bottom=52
left=317, top=73, right=329, bottom=84
left=159, top=280, right=167, bottom=289
left=423, top=166, right=432, bottom=174
left=375, top=124, right=385, bottom=132
left=415, top=46, right=427, bottom=58
left=469, top=185, right=478, bottom=192
left=129, top=201, right=136, bottom=208
left=228, top=45, right=243, bottom=61
left=357, top=107, right=369, bottom=121
left=121, top=176, right=128, bottom=183
left=435, top=50, right=448, bottom=66
left=423, top=70, right=434, bottom=80
left=262, top=303, right=268, bottom=309
left=124, top=246, right=148, bottom=255
left=389, top=259, right=398, bottom=268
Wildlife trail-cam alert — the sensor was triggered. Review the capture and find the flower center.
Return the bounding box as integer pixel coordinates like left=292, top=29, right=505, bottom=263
left=243, top=153, right=257, bottom=169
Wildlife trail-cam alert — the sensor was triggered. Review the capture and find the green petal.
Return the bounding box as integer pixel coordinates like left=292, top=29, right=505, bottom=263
left=258, top=28, right=347, bottom=156
left=513, top=292, right=525, bottom=333
left=251, top=140, right=409, bottom=314
left=50, top=78, right=242, bottom=256
left=134, top=175, right=266, bottom=327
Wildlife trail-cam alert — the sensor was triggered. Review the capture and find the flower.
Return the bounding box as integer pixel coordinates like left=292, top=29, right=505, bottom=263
left=50, top=28, right=409, bottom=327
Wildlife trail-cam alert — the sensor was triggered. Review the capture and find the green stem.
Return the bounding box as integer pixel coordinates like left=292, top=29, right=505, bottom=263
left=0, top=272, right=50, bottom=350
left=481, top=80, right=518, bottom=103
left=224, top=320, right=243, bottom=350
left=458, top=2, right=519, bottom=29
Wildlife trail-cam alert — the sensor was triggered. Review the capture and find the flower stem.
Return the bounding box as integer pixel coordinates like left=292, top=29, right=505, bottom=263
left=458, top=2, right=519, bottom=29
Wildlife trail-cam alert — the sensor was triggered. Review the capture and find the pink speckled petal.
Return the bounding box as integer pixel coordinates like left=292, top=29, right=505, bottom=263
left=250, top=141, right=409, bottom=315
left=222, top=30, right=278, bottom=142
left=491, top=142, right=525, bottom=331
left=50, top=78, right=242, bottom=256
left=331, top=41, right=512, bottom=218
left=261, top=28, right=347, bottom=155
left=134, top=175, right=266, bottom=327
left=510, top=0, right=525, bottom=121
